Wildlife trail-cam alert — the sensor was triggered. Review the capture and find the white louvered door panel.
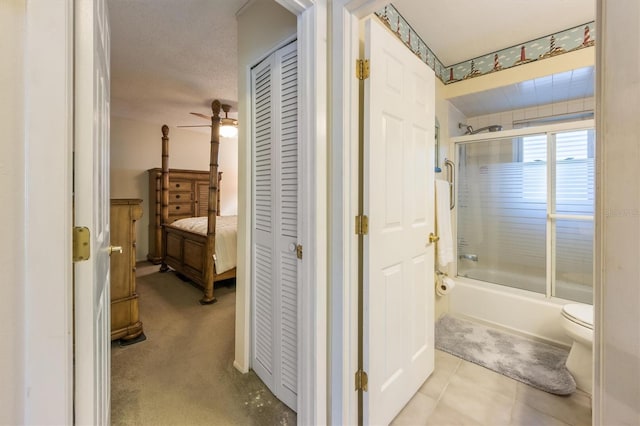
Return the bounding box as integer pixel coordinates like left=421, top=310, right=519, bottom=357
left=252, top=55, right=276, bottom=391
left=276, top=42, right=298, bottom=410
left=251, top=40, right=299, bottom=412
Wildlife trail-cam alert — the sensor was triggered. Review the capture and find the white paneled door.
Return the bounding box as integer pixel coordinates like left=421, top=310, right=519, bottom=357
left=362, top=18, right=436, bottom=426
left=74, top=0, right=112, bottom=424
left=251, top=40, right=299, bottom=411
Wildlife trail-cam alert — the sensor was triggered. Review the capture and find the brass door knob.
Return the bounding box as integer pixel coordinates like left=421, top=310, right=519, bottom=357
left=109, top=246, right=123, bottom=255
left=428, top=233, right=439, bottom=243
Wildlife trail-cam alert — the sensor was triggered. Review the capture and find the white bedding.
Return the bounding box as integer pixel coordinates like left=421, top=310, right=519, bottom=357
left=169, top=216, right=237, bottom=274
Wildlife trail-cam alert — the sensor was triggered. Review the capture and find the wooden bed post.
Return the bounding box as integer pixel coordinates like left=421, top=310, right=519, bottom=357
left=159, top=124, right=170, bottom=273
left=200, top=100, right=221, bottom=305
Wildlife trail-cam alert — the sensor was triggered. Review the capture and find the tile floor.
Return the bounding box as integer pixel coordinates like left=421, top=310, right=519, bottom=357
left=392, top=350, right=592, bottom=426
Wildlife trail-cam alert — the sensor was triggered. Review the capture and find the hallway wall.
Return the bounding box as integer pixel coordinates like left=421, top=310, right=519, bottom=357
left=0, top=1, right=26, bottom=423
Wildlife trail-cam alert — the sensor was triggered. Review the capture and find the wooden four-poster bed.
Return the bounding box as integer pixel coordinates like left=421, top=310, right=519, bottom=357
left=158, top=100, right=237, bottom=304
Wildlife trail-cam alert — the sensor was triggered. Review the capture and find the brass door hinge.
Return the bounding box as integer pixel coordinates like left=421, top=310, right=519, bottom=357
left=73, top=226, right=91, bottom=262
left=355, top=369, right=368, bottom=391
left=355, top=215, right=369, bottom=235
left=296, top=244, right=303, bottom=260
left=356, top=59, right=370, bottom=80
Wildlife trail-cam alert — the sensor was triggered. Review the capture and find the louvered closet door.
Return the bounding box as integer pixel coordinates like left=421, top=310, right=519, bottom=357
left=251, top=40, right=299, bottom=412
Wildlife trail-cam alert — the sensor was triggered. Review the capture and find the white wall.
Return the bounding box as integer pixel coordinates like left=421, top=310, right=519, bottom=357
left=235, top=0, right=297, bottom=372
left=0, top=2, right=25, bottom=423
left=595, top=1, right=640, bottom=423
left=434, top=79, right=466, bottom=319
left=110, top=116, right=239, bottom=261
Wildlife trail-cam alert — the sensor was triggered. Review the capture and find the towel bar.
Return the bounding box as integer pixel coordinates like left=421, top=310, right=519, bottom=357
left=445, top=159, right=455, bottom=210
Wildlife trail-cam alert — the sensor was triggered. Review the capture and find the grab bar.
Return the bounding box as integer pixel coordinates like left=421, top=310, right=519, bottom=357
left=444, top=159, right=455, bottom=210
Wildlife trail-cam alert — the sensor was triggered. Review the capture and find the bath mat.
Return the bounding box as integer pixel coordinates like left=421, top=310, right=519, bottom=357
left=435, top=315, right=576, bottom=395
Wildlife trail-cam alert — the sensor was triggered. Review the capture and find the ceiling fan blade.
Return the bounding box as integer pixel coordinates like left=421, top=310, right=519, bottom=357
left=177, top=125, right=212, bottom=128
left=190, top=112, right=211, bottom=120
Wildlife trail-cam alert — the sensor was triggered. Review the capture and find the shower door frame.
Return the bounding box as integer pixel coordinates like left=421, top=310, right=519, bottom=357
left=450, top=119, right=596, bottom=303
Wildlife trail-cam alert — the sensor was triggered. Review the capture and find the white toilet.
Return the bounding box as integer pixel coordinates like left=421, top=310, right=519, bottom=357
left=561, top=303, right=594, bottom=394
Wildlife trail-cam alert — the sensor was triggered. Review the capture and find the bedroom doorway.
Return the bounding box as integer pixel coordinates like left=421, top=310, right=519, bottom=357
left=250, top=39, right=300, bottom=411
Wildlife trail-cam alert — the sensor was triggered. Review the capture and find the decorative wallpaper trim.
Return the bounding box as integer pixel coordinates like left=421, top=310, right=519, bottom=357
left=375, top=4, right=596, bottom=85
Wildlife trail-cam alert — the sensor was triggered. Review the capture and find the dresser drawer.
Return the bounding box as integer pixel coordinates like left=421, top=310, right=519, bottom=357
left=168, top=202, right=193, bottom=215
left=169, top=191, right=193, bottom=203
left=169, top=180, right=193, bottom=191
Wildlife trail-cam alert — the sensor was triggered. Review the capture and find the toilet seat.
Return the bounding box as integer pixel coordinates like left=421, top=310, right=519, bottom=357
left=562, top=303, right=593, bottom=330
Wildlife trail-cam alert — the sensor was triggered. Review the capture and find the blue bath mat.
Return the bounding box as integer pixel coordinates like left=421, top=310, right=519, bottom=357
left=435, top=315, right=576, bottom=395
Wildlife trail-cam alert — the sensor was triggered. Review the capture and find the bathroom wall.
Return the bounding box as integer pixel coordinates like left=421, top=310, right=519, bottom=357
left=110, top=115, right=239, bottom=261
left=434, top=79, right=466, bottom=319
left=596, top=0, right=640, bottom=422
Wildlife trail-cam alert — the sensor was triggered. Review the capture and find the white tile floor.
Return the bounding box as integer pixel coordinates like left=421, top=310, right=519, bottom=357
left=392, top=350, right=592, bottom=426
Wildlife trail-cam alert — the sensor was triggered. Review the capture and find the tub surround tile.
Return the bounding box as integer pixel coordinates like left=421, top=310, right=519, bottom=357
left=552, top=102, right=569, bottom=116
left=567, top=99, right=585, bottom=113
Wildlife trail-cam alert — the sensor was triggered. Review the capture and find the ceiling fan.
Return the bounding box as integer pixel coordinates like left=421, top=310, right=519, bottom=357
left=178, top=102, right=238, bottom=138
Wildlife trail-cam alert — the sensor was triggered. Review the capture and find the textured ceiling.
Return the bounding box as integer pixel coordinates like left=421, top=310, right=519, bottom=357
left=108, top=0, right=247, bottom=129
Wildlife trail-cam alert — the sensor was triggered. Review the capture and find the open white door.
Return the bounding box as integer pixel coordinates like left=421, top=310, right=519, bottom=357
left=362, top=17, right=436, bottom=426
left=74, top=0, right=112, bottom=424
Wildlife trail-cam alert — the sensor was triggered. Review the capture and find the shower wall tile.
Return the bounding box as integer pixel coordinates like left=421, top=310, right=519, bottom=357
left=512, top=109, right=525, bottom=122
left=466, top=97, right=595, bottom=129
left=567, top=99, right=585, bottom=113
left=584, top=97, right=595, bottom=111
left=501, top=112, right=514, bottom=130
left=525, top=107, right=539, bottom=119
left=553, top=102, right=569, bottom=116
left=538, top=104, right=553, bottom=118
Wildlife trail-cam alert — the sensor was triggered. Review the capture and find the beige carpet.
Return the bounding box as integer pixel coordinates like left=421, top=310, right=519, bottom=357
left=111, top=265, right=296, bottom=426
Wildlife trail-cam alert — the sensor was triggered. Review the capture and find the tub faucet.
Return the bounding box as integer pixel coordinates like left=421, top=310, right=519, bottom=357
left=459, top=254, right=478, bottom=261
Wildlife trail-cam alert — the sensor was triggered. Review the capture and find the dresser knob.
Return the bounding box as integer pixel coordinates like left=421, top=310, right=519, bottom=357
left=108, top=246, right=123, bottom=256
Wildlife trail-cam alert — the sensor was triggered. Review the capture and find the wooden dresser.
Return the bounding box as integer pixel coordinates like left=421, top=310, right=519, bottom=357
left=110, top=199, right=144, bottom=343
left=146, top=168, right=222, bottom=263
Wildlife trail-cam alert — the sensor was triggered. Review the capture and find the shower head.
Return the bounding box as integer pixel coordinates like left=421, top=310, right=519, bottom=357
left=459, top=123, right=474, bottom=135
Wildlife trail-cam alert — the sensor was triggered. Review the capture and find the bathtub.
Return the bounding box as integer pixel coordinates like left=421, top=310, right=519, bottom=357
left=448, top=270, right=581, bottom=348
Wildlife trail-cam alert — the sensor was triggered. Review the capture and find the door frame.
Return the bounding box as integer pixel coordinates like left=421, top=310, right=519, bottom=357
left=22, top=1, right=75, bottom=424
left=324, top=1, right=389, bottom=424
left=263, top=1, right=389, bottom=424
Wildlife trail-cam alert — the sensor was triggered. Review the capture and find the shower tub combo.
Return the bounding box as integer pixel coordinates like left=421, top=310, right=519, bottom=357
left=447, top=120, right=595, bottom=347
